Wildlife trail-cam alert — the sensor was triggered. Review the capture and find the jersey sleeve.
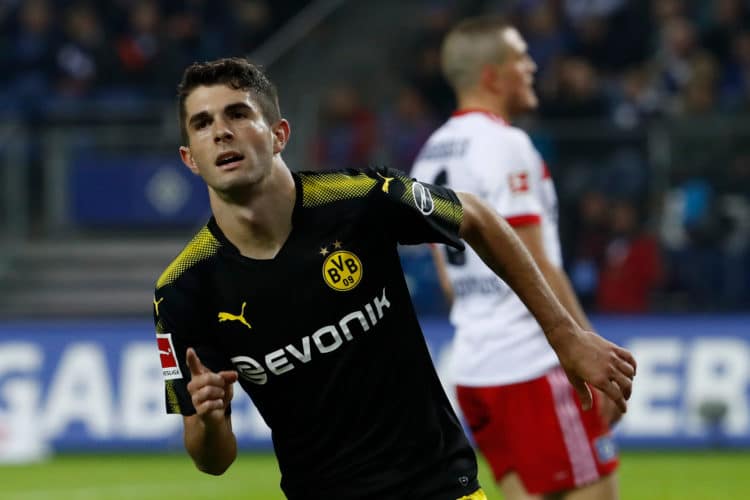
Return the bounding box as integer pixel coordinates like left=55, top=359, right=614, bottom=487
left=484, top=131, right=544, bottom=228
left=153, top=278, right=233, bottom=416
left=368, top=167, right=465, bottom=249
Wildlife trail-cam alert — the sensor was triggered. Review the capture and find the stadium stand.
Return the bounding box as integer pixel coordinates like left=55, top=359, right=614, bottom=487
left=1, top=0, right=749, bottom=316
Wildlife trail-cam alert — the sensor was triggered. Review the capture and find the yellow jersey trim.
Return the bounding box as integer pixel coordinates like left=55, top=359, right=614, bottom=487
left=398, top=175, right=463, bottom=227
left=457, top=488, right=487, bottom=500
left=165, top=379, right=181, bottom=413
left=156, top=226, right=221, bottom=289
left=301, top=172, right=378, bottom=207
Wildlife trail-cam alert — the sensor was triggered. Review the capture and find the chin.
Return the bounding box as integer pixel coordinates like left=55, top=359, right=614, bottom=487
left=524, top=92, right=539, bottom=110
left=211, top=175, right=256, bottom=194
left=509, top=100, right=538, bottom=118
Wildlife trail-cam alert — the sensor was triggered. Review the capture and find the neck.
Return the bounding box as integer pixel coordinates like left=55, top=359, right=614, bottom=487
left=456, top=91, right=512, bottom=123
left=210, top=159, right=296, bottom=259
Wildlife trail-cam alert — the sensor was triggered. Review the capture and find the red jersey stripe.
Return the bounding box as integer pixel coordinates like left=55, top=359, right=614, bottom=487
left=506, top=214, right=541, bottom=227
left=542, top=162, right=552, bottom=179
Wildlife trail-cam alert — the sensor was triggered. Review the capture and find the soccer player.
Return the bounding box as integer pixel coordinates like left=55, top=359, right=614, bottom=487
left=411, top=18, right=623, bottom=500
left=153, top=57, right=635, bottom=500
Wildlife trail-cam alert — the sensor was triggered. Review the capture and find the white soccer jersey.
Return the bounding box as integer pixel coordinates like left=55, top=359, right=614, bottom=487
left=412, top=110, right=562, bottom=385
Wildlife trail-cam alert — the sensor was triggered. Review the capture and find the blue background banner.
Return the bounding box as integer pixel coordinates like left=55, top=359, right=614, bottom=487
left=69, top=155, right=210, bottom=226
left=0, top=315, right=748, bottom=452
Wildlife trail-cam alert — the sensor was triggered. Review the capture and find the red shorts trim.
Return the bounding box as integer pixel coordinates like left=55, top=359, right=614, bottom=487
left=456, top=367, right=618, bottom=495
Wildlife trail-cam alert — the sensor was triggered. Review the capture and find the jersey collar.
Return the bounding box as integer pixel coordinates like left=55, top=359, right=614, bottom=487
left=451, top=109, right=507, bottom=125
left=206, top=173, right=302, bottom=261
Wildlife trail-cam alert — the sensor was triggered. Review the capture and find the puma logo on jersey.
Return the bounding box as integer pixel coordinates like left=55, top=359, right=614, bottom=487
left=377, top=173, right=395, bottom=193
left=218, top=302, right=252, bottom=330
left=153, top=297, right=164, bottom=316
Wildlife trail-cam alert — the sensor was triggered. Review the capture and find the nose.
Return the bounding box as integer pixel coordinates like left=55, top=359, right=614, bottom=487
left=528, top=56, right=538, bottom=73
left=213, top=119, right=234, bottom=143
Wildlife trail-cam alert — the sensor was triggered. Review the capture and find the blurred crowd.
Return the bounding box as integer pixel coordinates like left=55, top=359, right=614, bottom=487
left=2, top=0, right=749, bottom=312
left=0, top=0, right=310, bottom=112
left=312, top=0, right=750, bottom=312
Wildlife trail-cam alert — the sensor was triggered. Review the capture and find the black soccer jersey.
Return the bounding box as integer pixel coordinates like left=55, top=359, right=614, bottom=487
left=153, top=167, right=479, bottom=499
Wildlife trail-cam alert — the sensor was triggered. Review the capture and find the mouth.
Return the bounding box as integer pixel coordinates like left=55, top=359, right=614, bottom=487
left=215, top=151, right=245, bottom=169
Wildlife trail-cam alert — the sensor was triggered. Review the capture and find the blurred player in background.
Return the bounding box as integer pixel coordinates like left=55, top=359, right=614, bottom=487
left=412, top=17, right=623, bottom=500
left=153, top=57, right=635, bottom=500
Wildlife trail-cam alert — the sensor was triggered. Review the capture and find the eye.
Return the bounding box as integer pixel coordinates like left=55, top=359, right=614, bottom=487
left=194, top=119, right=209, bottom=130
left=231, top=110, right=248, bottom=119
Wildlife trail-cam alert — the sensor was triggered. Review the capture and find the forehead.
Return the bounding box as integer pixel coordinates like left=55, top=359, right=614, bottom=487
left=184, top=84, right=254, bottom=115
left=501, top=27, right=527, bottom=55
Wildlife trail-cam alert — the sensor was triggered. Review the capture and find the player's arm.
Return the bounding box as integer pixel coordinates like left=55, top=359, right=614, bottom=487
left=514, top=223, right=624, bottom=425
left=183, top=348, right=239, bottom=475
left=457, top=191, right=636, bottom=412
left=515, top=224, right=592, bottom=328
left=429, top=244, right=454, bottom=305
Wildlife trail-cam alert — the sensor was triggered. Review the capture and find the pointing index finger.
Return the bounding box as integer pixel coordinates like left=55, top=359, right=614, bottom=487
left=186, top=347, right=207, bottom=376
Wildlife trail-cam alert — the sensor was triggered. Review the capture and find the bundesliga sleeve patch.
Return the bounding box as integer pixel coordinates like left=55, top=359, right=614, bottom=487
left=156, top=333, right=183, bottom=380
left=508, top=170, right=530, bottom=193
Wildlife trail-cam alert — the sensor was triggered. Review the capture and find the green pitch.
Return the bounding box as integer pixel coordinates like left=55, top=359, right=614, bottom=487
left=0, top=451, right=748, bottom=499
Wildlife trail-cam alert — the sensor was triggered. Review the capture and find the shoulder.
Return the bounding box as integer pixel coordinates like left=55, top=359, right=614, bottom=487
left=295, top=169, right=384, bottom=208
left=295, top=167, right=420, bottom=206
left=155, top=224, right=222, bottom=292
left=154, top=226, right=219, bottom=332
left=491, top=123, right=533, bottom=148
left=455, top=117, right=532, bottom=159
left=485, top=126, right=542, bottom=172
left=505, top=126, right=539, bottom=155
left=450, top=112, right=520, bottom=138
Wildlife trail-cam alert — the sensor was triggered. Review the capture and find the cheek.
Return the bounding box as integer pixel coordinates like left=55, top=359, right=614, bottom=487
left=190, top=138, right=207, bottom=161
left=239, top=119, right=268, bottom=135
left=239, top=123, right=273, bottom=147
left=196, top=129, right=213, bottom=139
left=189, top=131, right=213, bottom=153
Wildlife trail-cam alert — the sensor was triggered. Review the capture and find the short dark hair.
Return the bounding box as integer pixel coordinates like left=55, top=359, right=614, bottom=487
left=177, top=57, right=281, bottom=144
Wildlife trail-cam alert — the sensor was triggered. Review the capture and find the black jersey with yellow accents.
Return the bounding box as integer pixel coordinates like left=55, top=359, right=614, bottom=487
left=153, top=167, right=479, bottom=500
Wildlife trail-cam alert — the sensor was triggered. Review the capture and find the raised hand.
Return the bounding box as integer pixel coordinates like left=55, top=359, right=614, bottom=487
left=551, top=326, right=636, bottom=413
left=185, top=347, right=239, bottom=419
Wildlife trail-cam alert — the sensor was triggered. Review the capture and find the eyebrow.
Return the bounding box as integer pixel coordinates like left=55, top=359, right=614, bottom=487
left=188, top=110, right=210, bottom=128
left=187, top=102, right=254, bottom=128
left=225, top=102, right=253, bottom=115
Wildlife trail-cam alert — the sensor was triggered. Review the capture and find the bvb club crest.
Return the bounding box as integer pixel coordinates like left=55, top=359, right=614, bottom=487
left=321, top=241, right=362, bottom=291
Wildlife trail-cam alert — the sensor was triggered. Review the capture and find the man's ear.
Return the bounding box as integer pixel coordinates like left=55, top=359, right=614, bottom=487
left=480, top=64, right=503, bottom=94
left=272, top=119, right=291, bottom=154
left=179, top=146, right=200, bottom=175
